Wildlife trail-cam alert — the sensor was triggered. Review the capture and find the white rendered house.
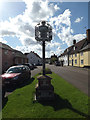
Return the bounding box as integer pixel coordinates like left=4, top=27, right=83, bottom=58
left=25, top=51, right=42, bottom=65
left=58, top=54, right=68, bottom=66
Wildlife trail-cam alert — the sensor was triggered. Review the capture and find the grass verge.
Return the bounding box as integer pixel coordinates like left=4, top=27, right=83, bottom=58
left=2, top=73, right=89, bottom=119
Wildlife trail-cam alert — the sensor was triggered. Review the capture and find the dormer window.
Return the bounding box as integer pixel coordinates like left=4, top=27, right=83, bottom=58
left=67, top=49, right=69, bottom=52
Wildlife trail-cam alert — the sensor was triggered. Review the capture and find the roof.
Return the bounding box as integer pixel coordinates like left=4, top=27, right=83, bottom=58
left=80, top=43, right=90, bottom=51
left=25, top=51, right=41, bottom=59
left=70, top=38, right=86, bottom=54
left=14, top=50, right=27, bottom=58
left=59, top=45, right=73, bottom=57
left=51, top=54, right=57, bottom=58
left=0, top=42, right=27, bottom=58
left=0, top=42, right=13, bottom=51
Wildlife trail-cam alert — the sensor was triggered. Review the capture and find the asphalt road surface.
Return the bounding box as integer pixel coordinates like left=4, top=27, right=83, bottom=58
left=46, top=64, right=89, bottom=96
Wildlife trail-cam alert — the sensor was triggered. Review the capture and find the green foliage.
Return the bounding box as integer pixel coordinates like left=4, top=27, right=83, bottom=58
left=50, top=57, right=57, bottom=64
left=2, top=73, right=89, bottom=118
left=41, top=68, right=52, bottom=74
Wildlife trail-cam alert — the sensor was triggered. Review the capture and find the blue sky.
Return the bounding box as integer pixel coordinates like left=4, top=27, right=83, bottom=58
left=0, top=1, right=88, bottom=57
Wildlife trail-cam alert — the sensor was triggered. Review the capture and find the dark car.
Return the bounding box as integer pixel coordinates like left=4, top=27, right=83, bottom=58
left=0, top=65, right=31, bottom=87
left=22, top=63, right=34, bottom=70
left=55, top=61, right=60, bottom=66
left=0, top=77, right=6, bottom=99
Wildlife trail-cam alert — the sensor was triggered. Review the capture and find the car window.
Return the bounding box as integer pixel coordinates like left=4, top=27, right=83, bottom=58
left=6, top=67, right=23, bottom=73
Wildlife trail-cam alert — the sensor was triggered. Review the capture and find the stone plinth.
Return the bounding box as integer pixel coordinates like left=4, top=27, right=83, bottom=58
left=35, top=75, right=54, bottom=101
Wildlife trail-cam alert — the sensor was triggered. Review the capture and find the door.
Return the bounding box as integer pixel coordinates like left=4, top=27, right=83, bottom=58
left=72, top=59, right=73, bottom=66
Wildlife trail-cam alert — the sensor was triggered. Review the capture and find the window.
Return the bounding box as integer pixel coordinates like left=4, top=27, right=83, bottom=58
left=81, top=60, right=83, bottom=64
left=4, top=50, right=8, bottom=55
left=12, top=51, right=15, bottom=55
left=75, top=59, right=77, bottom=64
left=75, top=53, right=77, bottom=57
left=81, top=52, right=83, bottom=56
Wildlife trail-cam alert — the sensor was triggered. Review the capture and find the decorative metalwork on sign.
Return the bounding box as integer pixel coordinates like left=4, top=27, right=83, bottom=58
left=35, top=21, right=52, bottom=42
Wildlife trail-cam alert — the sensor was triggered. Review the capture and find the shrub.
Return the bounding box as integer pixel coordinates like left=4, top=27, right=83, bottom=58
left=40, top=68, right=52, bottom=74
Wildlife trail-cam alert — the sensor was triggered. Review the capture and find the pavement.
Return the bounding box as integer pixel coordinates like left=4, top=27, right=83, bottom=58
left=46, top=64, right=89, bottom=96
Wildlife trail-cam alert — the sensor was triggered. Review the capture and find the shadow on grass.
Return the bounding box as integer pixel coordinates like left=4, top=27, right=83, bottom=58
left=6, top=77, right=35, bottom=92
left=39, top=94, right=89, bottom=118
left=2, top=97, right=8, bottom=109
left=2, top=77, right=35, bottom=109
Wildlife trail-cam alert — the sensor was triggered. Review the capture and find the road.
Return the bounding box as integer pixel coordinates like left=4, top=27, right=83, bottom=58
left=46, top=64, right=89, bottom=96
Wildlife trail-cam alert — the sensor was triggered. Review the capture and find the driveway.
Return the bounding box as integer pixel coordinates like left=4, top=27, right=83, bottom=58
left=46, top=64, right=89, bottom=96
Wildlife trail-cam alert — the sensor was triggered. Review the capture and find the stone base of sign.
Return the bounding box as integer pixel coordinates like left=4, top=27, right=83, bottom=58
left=35, top=75, right=54, bottom=101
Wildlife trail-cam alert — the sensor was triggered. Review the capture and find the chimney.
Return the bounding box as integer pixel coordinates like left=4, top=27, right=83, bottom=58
left=73, top=39, right=76, bottom=45
left=86, top=29, right=90, bottom=43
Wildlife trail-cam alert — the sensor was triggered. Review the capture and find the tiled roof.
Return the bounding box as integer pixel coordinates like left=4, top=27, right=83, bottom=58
left=70, top=38, right=86, bottom=54
left=80, top=43, right=90, bottom=51
left=59, top=45, right=73, bottom=57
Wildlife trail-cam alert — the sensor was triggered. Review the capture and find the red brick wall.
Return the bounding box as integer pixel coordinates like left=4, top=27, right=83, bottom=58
left=2, top=49, right=14, bottom=72
left=1, top=48, right=28, bottom=73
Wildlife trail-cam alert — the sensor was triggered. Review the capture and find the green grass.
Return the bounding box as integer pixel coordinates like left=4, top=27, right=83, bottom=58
left=2, top=73, right=89, bottom=119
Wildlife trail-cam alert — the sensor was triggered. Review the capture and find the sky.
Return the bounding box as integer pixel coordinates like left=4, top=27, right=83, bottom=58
left=0, top=0, right=89, bottom=58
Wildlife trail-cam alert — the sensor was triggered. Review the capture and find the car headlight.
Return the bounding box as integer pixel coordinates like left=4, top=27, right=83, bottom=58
left=13, top=76, right=19, bottom=80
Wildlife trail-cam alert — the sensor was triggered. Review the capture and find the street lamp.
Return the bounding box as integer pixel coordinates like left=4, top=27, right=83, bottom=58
left=35, top=21, right=52, bottom=75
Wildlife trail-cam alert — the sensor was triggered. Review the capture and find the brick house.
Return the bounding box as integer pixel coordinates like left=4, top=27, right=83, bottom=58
left=0, top=42, right=28, bottom=73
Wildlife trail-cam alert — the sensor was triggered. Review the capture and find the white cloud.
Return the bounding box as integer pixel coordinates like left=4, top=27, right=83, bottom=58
left=0, top=0, right=86, bottom=57
left=75, top=17, right=83, bottom=23
left=0, top=37, right=7, bottom=44
left=73, top=34, right=86, bottom=42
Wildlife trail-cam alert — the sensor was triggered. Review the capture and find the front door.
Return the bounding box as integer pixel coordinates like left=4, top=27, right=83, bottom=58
left=72, top=59, right=73, bottom=66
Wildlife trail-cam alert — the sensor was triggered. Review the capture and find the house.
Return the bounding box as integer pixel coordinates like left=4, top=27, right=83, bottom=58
left=14, top=50, right=28, bottom=65
left=58, top=46, right=73, bottom=66
left=79, top=29, right=90, bottom=67
left=0, top=42, right=28, bottom=73
left=59, top=29, right=90, bottom=68
left=69, top=39, right=86, bottom=67
left=25, top=51, right=42, bottom=65
left=69, top=29, right=90, bottom=67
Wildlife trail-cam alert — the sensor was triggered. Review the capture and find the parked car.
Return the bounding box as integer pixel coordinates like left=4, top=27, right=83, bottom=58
left=0, top=65, right=31, bottom=87
left=0, top=77, right=6, bottom=99
left=22, top=63, right=34, bottom=70
left=55, top=61, right=60, bottom=66
left=49, top=61, right=52, bottom=65
left=32, top=63, right=37, bottom=68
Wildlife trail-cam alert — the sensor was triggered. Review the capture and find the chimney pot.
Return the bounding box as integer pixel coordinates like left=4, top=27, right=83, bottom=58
left=73, top=40, right=76, bottom=45
left=86, top=29, right=90, bottom=43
